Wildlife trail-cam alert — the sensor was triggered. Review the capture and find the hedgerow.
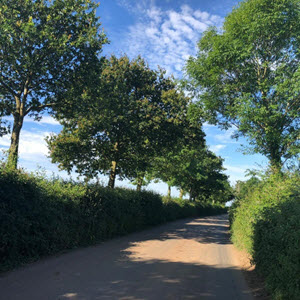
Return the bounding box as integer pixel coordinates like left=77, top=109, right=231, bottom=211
left=230, top=172, right=300, bottom=299
left=0, top=167, right=226, bottom=272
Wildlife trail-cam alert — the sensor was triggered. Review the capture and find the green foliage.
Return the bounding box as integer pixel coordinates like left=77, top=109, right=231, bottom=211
left=230, top=172, right=300, bottom=299
left=173, top=148, right=232, bottom=203
left=0, top=0, right=107, bottom=168
left=186, top=0, right=300, bottom=169
left=153, top=144, right=233, bottom=203
left=234, top=176, right=261, bottom=201
left=253, top=199, right=300, bottom=300
left=48, top=55, right=190, bottom=188
left=0, top=168, right=226, bottom=272
left=162, top=196, right=227, bottom=220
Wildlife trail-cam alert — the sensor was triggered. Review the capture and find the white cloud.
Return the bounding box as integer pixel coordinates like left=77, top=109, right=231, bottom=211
left=209, top=144, right=226, bottom=153
left=203, top=122, right=216, bottom=129
left=3, top=115, right=60, bottom=126
left=224, top=164, right=250, bottom=174
left=38, top=116, right=60, bottom=126
left=122, top=3, right=223, bottom=76
left=213, top=128, right=238, bottom=144
left=0, top=130, right=50, bottom=161
left=223, top=164, right=256, bottom=184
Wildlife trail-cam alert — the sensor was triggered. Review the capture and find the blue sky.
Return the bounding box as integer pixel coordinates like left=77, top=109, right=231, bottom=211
left=0, top=0, right=268, bottom=196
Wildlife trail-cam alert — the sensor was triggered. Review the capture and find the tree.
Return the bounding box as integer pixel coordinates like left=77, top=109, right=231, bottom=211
left=170, top=146, right=232, bottom=203
left=47, top=55, right=190, bottom=188
left=0, top=0, right=107, bottom=168
left=150, top=102, right=205, bottom=196
left=186, top=0, right=300, bottom=171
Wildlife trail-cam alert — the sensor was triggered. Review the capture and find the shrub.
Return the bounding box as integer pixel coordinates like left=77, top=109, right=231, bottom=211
left=253, top=199, right=300, bottom=300
left=0, top=168, right=226, bottom=272
left=230, top=172, right=300, bottom=299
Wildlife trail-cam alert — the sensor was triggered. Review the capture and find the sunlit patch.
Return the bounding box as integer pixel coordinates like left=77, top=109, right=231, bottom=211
left=124, top=238, right=227, bottom=267
left=186, top=221, right=228, bottom=227
left=59, top=293, right=78, bottom=299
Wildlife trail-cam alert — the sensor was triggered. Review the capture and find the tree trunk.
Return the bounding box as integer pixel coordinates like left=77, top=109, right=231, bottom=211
left=136, top=172, right=145, bottom=192
left=270, top=158, right=282, bottom=173
left=7, top=113, right=23, bottom=169
left=167, top=185, right=171, bottom=197
left=179, top=189, right=184, bottom=200
left=136, top=177, right=143, bottom=192
left=269, top=142, right=283, bottom=173
left=108, top=160, right=117, bottom=188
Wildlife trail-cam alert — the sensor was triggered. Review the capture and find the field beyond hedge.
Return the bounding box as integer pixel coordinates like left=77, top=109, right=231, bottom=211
left=0, top=168, right=226, bottom=272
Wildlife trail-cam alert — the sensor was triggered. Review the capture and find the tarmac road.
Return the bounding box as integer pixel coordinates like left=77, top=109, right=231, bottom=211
left=0, top=214, right=253, bottom=300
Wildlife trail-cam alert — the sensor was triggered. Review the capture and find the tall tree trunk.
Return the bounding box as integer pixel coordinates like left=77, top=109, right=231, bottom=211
left=108, top=160, right=117, bottom=188
left=167, top=185, right=171, bottom=197
left=136, top=173, right=145, bottom=192
left=136, top=177, right=142, bottom=192
left=7, top=113, right=23, bottom=169
left=179, top=189, right=184, bottom=200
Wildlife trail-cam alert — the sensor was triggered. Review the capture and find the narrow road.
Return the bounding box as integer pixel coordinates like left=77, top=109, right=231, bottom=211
left=0, top=214, right=253, bottom=300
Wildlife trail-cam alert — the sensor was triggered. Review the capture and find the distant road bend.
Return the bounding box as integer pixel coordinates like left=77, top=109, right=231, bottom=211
left=0, top=214, right=253, bottom=299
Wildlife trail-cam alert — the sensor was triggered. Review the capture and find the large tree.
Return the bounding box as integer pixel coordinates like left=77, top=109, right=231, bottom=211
left=48, top=55, right=190, bottom=188
left=186, top=0, right=300, bottom=170
left=0, top=0, right=107, bottom=168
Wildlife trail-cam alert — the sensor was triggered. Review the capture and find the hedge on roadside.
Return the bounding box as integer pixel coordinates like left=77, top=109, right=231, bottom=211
left=230, top=172, right=300, bottom=300
left=0, top=168, right=226, bottom=272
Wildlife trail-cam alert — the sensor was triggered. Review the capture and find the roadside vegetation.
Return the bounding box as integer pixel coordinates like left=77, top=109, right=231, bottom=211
left=0, top=166, right=226, bottom=272
left=186, top=0, right=300, bottom=299
left=0, top=0, right=232, bottom=273
left=0, top=0, right=299, bottom=298
left=230, top=172, right=300, bottom=299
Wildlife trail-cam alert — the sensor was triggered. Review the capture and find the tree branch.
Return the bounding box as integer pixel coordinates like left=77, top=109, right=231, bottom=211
left=25, top=103, right=56, bottom=116
left=0, top=77, right=17, bottom=98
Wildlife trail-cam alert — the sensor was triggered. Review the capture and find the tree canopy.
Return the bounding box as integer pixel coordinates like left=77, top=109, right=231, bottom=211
left=48, top=55, right=191, bottom=188
left=0, top=0, right=107, bottom=168
left=186, top=0, right=300, bottom=170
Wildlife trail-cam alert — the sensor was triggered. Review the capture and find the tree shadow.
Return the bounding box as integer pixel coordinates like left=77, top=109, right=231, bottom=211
left=0, top=215, right=252, bottom=300
left=123, top=214, right=232, bottom=246
left=54, top=260, right=253, bottom=300
left=156, top=215, right=231, bottom=245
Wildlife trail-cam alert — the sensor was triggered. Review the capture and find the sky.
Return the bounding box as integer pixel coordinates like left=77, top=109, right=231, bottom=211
left=0, top=0, right=268, bottom=197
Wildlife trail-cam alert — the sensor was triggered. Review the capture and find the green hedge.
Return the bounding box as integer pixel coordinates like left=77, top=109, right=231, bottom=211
left=0, top=168, right=226, bottom=272
left=230, top=172, right=300, bottom=299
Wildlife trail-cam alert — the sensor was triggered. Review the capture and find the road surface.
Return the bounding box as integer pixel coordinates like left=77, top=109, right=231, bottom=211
left=0, top=214, right=253, bottom=299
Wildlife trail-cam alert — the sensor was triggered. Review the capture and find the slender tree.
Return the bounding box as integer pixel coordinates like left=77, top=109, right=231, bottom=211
left=0, top=0, right=107, bottom=168
left=186, top=0, right=300, bottom=171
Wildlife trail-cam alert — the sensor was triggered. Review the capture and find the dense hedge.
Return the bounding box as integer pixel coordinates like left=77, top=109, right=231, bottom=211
left=230, top=172, right=300, bottom=299
left=0, top=168, right=226, bottom=272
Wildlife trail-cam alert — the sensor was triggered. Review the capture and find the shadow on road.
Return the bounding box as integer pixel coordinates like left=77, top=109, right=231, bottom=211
left=0, top=215, right=253, bottom=300
left=56, top=260, right=252, bottom=299
left=156, top=216, right=231, bottom=245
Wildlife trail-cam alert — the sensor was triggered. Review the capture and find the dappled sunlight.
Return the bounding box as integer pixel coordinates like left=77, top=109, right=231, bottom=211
left=123, top=215, right=235, bottom=268
left=54, top=260, right=251, bottom=300
left=1, top=216, right=252, bottom=300
left=125, top=238, right=216, bottom=265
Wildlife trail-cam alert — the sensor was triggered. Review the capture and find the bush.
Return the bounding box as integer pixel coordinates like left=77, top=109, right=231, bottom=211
left=230, top=172, right=300, bottom=299
left=0, top=168, right=226, bottom=272
left=253, top=199, right=300, bottom=299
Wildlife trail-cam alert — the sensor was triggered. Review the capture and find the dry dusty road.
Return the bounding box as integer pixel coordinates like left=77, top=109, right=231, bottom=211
left=0, top=214, right=253, bottom=300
